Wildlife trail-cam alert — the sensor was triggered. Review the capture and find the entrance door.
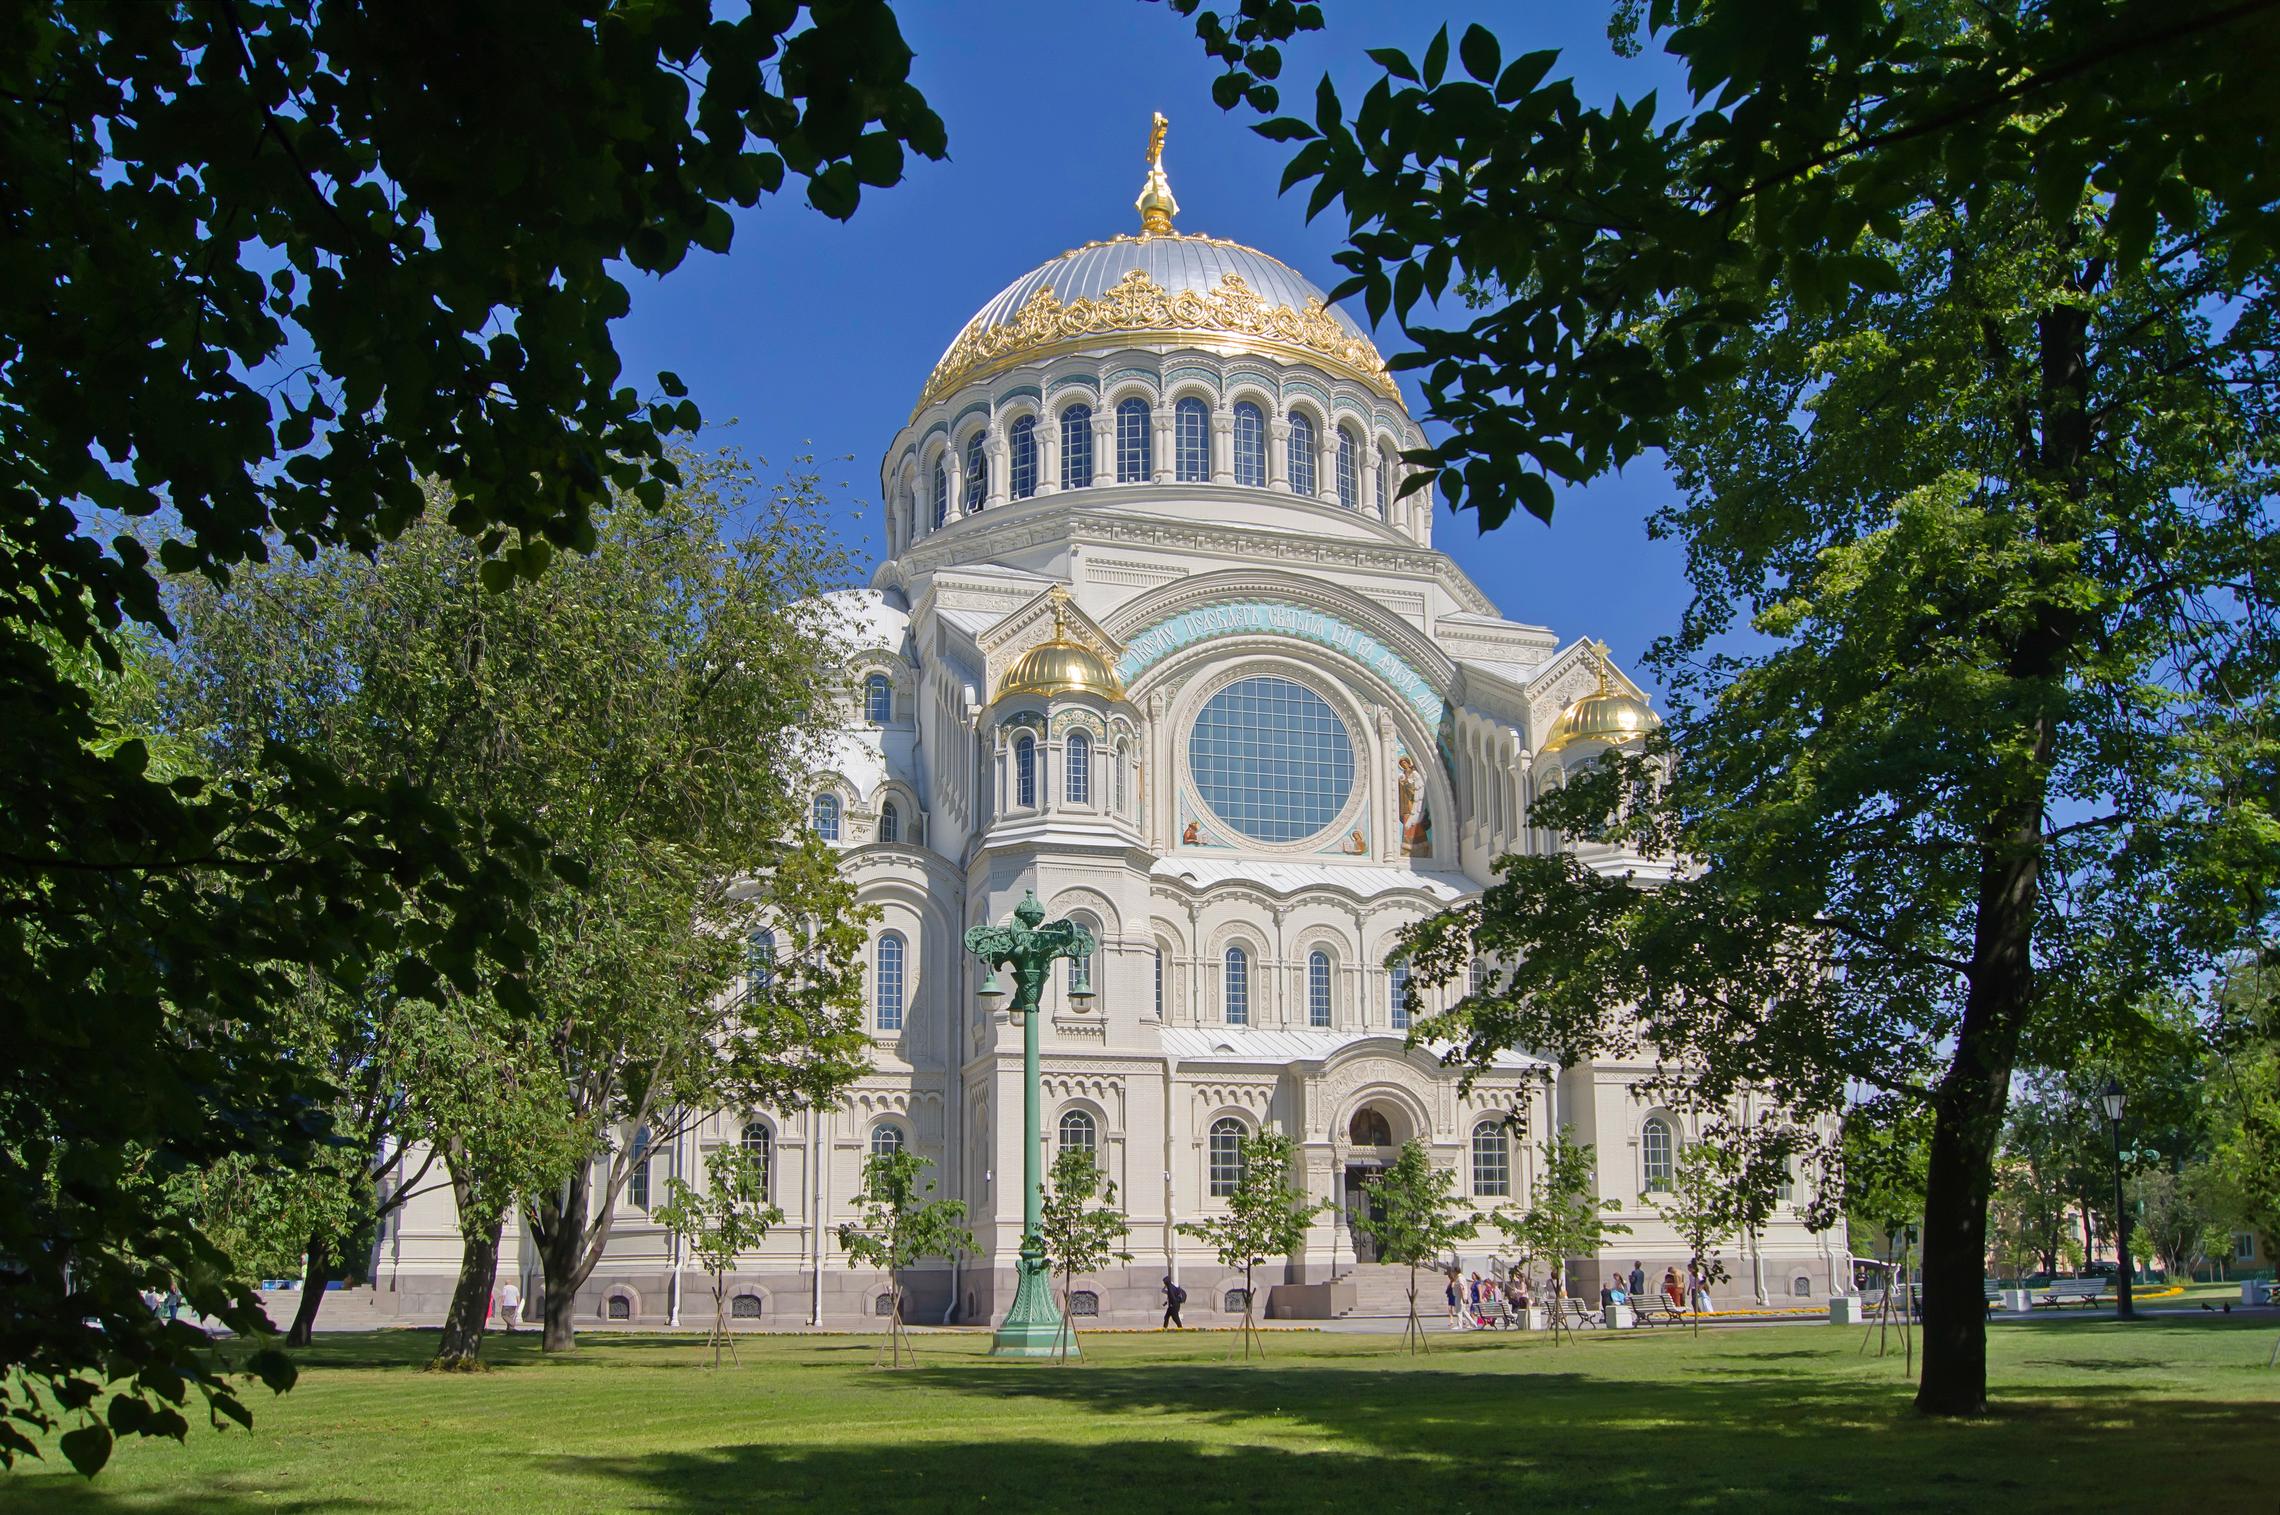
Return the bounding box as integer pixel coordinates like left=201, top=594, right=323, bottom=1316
left=1344, top=1165, right=1386, bottom=1263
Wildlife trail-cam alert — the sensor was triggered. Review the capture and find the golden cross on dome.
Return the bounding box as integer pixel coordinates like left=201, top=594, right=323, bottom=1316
left=1137, top=112, right=1178, bottom=234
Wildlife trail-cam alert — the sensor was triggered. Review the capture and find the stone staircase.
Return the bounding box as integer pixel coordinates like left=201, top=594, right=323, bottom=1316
left=1331, top=1262, right=1436, bottom=1319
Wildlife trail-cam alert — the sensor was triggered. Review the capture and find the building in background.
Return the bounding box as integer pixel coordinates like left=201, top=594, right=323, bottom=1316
left=379, top=132, right=1842, bottom=1328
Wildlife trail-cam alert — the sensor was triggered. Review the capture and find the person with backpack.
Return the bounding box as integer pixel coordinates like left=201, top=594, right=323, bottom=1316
left=1161, top=1274, right=1186, bottom=1329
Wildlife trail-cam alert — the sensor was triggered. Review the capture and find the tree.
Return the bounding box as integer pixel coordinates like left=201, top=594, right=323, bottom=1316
left=655, top=1145, right=782, bottom=1370
left=837, top=1150, right=975, bottom=1370
left=2128, top=1166, right=2225, bottom=1282
left=1644, top=1141, right=1742, bottom=1336
left=1036, top=1147, right=1133, bottom=1364
left=1489, top=1125, right=1628, bottom=1344
left=163, top=455, right=873, bottom=1368
left=1354, top=1140, right=1477, bottom=1354
left=1177, top=1129, right=1325, bottom=1359
left=3, top=2, right=943, bottom=1472
left=1209, top=0, right=2280, bottom=1418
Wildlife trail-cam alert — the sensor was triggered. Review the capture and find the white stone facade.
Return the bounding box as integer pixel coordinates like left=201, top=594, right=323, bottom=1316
left=377, top=219, right=1842, bottom=1328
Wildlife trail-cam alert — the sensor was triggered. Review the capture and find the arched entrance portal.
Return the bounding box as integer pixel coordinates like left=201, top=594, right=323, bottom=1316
left=1342, top=1103, right=1400, bottom=1262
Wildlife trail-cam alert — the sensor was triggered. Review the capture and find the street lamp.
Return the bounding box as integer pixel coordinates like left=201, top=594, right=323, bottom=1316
left=966, top=890, right=1096, bottom=1357
left=2101, top=1078, right=2137, bottom=1321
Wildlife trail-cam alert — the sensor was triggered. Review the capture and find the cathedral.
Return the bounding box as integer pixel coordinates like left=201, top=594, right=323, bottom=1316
left=379, top=130, right=1844, bottom=1329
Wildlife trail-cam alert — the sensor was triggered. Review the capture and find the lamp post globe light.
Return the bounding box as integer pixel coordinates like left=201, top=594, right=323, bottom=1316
left=2100, top=1078, right=2136, bottom=1322
left=965, top=890, right=1096, bottom=1357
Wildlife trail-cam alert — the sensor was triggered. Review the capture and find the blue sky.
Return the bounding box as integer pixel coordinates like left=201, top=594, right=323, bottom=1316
left=611, top=1, right=1694, bottom=673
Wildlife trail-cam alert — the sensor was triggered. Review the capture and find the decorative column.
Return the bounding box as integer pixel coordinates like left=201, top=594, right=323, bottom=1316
left=1210, top=405, right=1234, bottom=485
left=967, top=892, right=1097, bottom=1358
left=985, top=430, right=1009, bottom=510
left=1039, top=411, right=1062, bottom=495
left=1267, top=418, right=1291, bottom=491
left=1092, top=411, right=1115, bottom=487
left=1152, top=405, right=1175, bottom=484
left=1315, top=432, right=1339, bottom=505
left=944, top=449, right=966, bottom=525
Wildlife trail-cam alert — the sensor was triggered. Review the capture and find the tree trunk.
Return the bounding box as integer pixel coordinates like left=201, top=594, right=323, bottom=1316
left=530, top=1167, right=596, bottom=1354
left=285, top=1233, right=332, bottom=1347
left=433, top=1215, right=503, bottom=1370
left=1916, top=795, right=2045, bottom=1415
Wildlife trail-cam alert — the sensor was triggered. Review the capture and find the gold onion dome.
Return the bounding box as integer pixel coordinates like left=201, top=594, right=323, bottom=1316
left=1539, top=644, right=1660, bottom=756
left=912, top=114, right=1396, bottom=416
left=998, top=592, right=1126, bottom=703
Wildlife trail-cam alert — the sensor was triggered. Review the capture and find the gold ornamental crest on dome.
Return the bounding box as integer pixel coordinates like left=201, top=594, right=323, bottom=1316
left=914, top=264, right=1398, bottom=415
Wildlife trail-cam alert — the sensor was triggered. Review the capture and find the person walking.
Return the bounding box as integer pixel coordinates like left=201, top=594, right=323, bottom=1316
left=1444, top=1268, right=1463, bottom=1329
left=1161, top=1275, right=1186, bottom=1329
left=1467, top=1271, right=1484, bottom=1326
left=1662, top=1267, right=1684, bottom=1310
left=1628, top=1261, right=1646, bottom=1300
left=1689, top=1261, right=1712, bottom=1316
left=498, top=1277, right=523, bottom=1333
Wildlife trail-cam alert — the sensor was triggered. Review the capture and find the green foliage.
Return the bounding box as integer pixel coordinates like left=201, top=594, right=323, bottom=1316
left=1642, top=1141, right=1741, bottom=1302
left=166, top=452, right=874, bottom=1354
left=1381, top=4, right=2280, bottom=1411
left=838, top=1150, right=974, bottom=1366
left=1491, top=1126, right=1630, bottom=1320
left=1843, top=1102, right=1931, bottom=1254
left=656, top=1145, right=782, bottom=1369
left=2, top=1, right=943, bottom=1471
left=1220, top=1, right=2276, bottom=529
left=1177, top=1128, right=1325, bottom=1351
left=1038, top=1147, right=1133, bottom=1361
left=1356, top=1140, right=1477, bottom=1352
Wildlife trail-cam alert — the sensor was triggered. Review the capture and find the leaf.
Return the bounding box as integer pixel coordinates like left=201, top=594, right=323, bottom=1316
left=1459, top=24, right=1500, bottom=84
left=1422, top=26, right=1450, bottom=88
left=59, top=1424, right=111, bottom=1478
left=1367, top=47, right=1419, bottom=83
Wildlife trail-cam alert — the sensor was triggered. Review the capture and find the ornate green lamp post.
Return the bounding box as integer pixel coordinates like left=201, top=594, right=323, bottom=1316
left=966, top=890, right=1095, bottom=1357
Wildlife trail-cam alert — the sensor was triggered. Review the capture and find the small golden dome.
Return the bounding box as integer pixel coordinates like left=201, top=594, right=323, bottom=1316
left=997, top=592, right=1126, bottom=703
left=1540, top=645, right=1659, bottom=756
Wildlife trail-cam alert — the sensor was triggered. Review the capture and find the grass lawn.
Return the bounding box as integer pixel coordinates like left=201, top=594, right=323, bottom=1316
left=3, top=1315, right=2275, bottom=1513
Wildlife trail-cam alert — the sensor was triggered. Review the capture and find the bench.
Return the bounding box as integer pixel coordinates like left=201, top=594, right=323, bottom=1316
left=1560, top=1297, right=1602, bottom=1329
left=2035, top=1278, right=2108, bottom=1308
left=1631, top=1297, right=1687, bottom=1326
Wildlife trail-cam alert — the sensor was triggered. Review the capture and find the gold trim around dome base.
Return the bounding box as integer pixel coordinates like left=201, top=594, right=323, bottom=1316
left=916, top=268, right=1398, bottom=416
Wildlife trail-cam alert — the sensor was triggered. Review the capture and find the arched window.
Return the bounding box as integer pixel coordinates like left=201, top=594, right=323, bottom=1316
left=1223, top=946, right=1250, bottom=1025
left=1641, top=1116, right=1674, bottom=1192
left=607, top=1295, right=632, bottom=1321
left=1208, top=1117, right=1246, bottom=1196
left=1116, top=398, right=1152, bottom=481
left=1060, top=404, right=1093, bottom=490
left=741, top=1122, right=772, bottom=1197
left=1232, top=400, right=1266, bottom=487
left=932, top=459, right=948, bottom=527
left=875, top=931, right=905, bottom=1032
left=730, top=1293, right=764, bottom=1319
left=1776, top=1166, right=1795, bottom=1203
left=1058, top=1108, right=1096, bottom=1155
left=1065, top=912, right=1098, bottom=1000
left=963, top=430, right=986, bottom=514
left=1472, top=1119, right=1511, bottom=1197
left=1307, top=950, right=1333, bottom=1028
left=1069, top=1289, right=1100, bottom=1316
left=812, top=792, right=841, bottom=841
left=1174, top=397, right=1209, bottom=482
left=864, top=672, right=892, bottom=724
left=1348, top=1106, right=1393, bottom=1145
left=1153, top=944, right=1165, bottom=1018
left=1065, top=729, right=1092, bottom=805
left=1336, top=425, right=1360, bottom=509
left=1009, top=415, right=1038, bottom=500
left=1468, top=959, right=1487, bottom=998
left=1112, top=740, right=1129, bottom=813
left=870, top=1122, right=905, bottom=1159
left=1013, top=733, right=1037, bottom=807
left=627, top=1127, right=652, bottom=1211
left=1791, top=1275, right=1813, bottom=1298
left=878, top=801, right=899, bottom=845
left=1389, top=959, right=1411, bottom=1031
left=1287, top=410, right=1317, bottom=496
left=745, top=928, right=775, bottom=999
left=1377, top=447, right=1395, bottom=519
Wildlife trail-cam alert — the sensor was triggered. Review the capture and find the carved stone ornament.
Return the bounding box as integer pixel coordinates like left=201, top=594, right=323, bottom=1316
left=919, top=269, right=1399, bottom=413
